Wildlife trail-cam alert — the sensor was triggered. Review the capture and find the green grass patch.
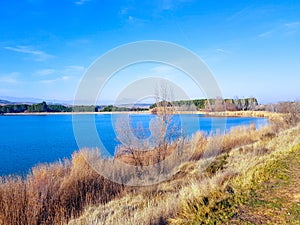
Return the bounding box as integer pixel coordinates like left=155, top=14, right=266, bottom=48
left=288, top=202, right=300, bottom=222
left=205, top=153, right=229, bottom=176
left=251, top=197, right=283, bottom=209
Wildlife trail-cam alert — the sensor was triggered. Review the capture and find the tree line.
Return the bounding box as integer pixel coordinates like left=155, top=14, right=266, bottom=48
left=150, top=97, right=258, bottom=112
left=100, top=105, right=148, bottom=112
left=0, top=102, right=149, bottom=114
left=0, top=98, right=260, bottom=114
left=0, top=102, right=72, bottom=113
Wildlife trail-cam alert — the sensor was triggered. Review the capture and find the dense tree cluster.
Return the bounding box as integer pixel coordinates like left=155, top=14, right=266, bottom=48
left=205, top=98, right=258, bottom=112
left=100, top=105, right=148, bottom=112
left=72, top=105, right=96, bottom=112
left=47, top=104, right=72, bottom=112
left=0, top=102, right=149, bottom=114
left=150, top=98, right=258, bottom=112
left=0, top=104, right=28, bottom=113
left=0, top=102, right=72, bottom=113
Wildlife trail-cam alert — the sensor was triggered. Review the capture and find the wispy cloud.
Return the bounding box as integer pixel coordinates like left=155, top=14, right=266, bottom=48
left=4, top=46, right=54, bottom=61
left=285, top=21, right=300, bottom=28
left=151, top=65, right=177, bottom=74
left=75, top=0, right=89, bottom=5
left=226, top=7, right=252, bottom=22
left=0, top=77, right=18, bottom=83
left=119, top=0, right=193, bottom=23
left=258, top=29, right=275, bottom=38
left=64, top=65, right=85, bottom=73
left=40, top=76, right=71, bottom=84
left=38, top=65, right=85, bottom=84
left=34, top=69, right=56, bottom=76
left=160, top=0, right=194, bottom=11
left=0, top=72, right=20, bottom=83
left=118, top=6, right=147, bottom=26
left=258, top=21, right=300, bottom=39
left=126, top=15, right=148, bottom=26
left=216, top=48, right=231, bottom=54
left=284, top=21, right=300, bottom=34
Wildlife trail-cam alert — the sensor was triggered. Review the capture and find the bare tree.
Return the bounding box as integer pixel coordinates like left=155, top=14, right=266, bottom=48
left=114, top=117, right=147, bottom=178
left=225, top=99, right=237, bottom=111
left=214, top=97, right=226, bottom=112
left=115, top=82, right=182, bottom=177
left=277, top=101, right=300, bottom=126
left=248, top=97, right=258, bottom=110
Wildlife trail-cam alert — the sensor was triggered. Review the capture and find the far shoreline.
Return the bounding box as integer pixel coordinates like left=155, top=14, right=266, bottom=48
left=0, top=110, right=281, bottom=119
left=2, top=111, right=153, bottom=116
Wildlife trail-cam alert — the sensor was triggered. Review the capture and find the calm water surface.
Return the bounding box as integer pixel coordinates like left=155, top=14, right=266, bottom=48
left=0, top=114, right=268, bottom=176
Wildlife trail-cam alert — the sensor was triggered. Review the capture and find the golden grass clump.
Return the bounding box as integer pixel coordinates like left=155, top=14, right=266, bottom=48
left=0, top=149, right=124, bottom=225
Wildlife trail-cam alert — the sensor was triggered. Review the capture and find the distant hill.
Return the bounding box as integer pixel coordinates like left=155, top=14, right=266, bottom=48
left=0, top=99, right=11, bottom=105
left=0, top=96, right=73, bottom=105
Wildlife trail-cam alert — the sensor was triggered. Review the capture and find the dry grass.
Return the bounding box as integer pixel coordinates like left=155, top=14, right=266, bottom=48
left=69, top=116, right=300, bottom=225
left=205, top=110, right=285, bottom=123
left=168, top=125, right=300, bottom=225
left=0, top=150, right=124, bottom=225
left=229, top=146, right=300, bottom=224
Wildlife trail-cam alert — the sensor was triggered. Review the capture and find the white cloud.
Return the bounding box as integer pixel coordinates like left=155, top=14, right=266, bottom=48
left=151, top=65, right=177, bottom=74
left=159, top=0, right=194, bottom=11
left=62, top=76, right=71, bottom=80
left=4, top=46, right=54, bottom=61
left=0, top=72, right=20, bottom=83
left=284, top=21, right=300, bottom=35
left=0, top=77, right=17, bottom=83
left=258, top=20, right=300, bottom=39
left=39, top=76, right=71, bottom=84
left=258, top=30, right=275, bottom=38
left=126, top=15, right=148, bottom=25
left=38, top=65, right=85, bottom=84
left=216, top=48, right=230, bottom=54
left=34, top=69, right=56, bottom=76
left=75, top=0, right=89, bottom=5
left=65, top=65, right=85, bottom=72
left=285, top=21, right=300, bottom=29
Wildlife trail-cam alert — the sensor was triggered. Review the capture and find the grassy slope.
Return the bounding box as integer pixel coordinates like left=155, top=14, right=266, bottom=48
left=69, top=123, right=300, bottom=225
left=229, top=144, right=300, bottom=224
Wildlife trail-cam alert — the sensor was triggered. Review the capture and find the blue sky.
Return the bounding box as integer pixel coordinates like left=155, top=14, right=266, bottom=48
left=0, top=0, right=300, bottom=104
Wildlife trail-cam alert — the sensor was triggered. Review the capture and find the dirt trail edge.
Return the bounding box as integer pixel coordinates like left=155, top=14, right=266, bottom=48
left=230, top=148, right=300, bottom=224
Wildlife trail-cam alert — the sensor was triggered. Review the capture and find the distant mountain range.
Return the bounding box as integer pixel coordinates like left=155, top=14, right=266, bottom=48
left=0, top=96, right=153, bottom=108
left=0, top=99, right=11, bottom=104
left=0, top=96, right=73, bottom=105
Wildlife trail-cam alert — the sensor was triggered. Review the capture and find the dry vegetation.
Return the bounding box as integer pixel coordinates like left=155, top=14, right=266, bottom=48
left=0, top=150, right=124, bottom=225
left=68, top=111, right=300, bottom=225
left=1, top=108, right=299, bottom=225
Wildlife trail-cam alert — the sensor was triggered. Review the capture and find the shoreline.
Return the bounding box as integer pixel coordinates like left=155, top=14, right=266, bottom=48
left=1, top=110, right=280, bottom=118
left=2, top=111, right=152, bottom=116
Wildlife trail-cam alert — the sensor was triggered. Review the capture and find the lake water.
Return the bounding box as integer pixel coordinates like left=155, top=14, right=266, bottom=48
left=0, top=114, right=268, bottom=176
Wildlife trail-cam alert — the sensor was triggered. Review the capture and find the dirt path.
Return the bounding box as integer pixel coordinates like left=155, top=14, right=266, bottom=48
left=229, top=149, right=300, bottom=225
